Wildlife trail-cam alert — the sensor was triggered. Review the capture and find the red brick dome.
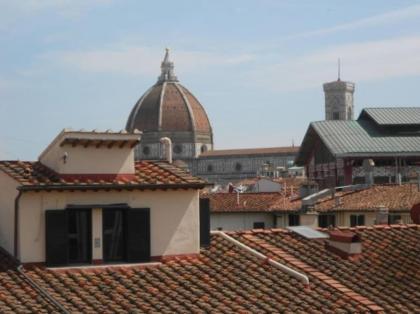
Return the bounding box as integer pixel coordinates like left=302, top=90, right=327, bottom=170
left=126, top=49, right=212, bottom=135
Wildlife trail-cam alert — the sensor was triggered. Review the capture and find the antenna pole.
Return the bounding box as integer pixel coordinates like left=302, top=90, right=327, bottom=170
left=338, top=58, right=341, bottom=81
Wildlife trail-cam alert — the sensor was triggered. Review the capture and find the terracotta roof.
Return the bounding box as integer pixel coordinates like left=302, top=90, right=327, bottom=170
left=126, top=82, right=212, bottom=134
left=199, top=146, right=299, bottom=157
left=232, top=225, right=420, bottom=313
left=206, top=192, right=301, bottom=212
left=315, top=184, right=420, bottom=212
left=22, top=234, right=371, bottom=313
left=0, top=160, right=208, bottom=191
left=0, top=249, right=59, bottom=312
left=1, top=226, right=419, bottom=312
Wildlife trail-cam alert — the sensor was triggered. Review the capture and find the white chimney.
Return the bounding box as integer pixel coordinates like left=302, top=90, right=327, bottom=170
left=375, top=206, right=389, bottom=225
left=160, top=137, right=173, bottom=163
left=326, top=231, right=362, bottom=259
left=363, top=159, right=375, bottom=186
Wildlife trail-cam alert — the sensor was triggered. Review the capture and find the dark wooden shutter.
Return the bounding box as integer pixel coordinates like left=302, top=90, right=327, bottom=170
left=199, top=198, right=210, bottom=248
left=45, top=210, right=68, bottom=266
left=126, top=208, right=150, bottom=262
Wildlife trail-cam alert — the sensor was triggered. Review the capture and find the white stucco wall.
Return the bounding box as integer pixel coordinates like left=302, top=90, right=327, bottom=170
left=337, top=211, right=412, bottom=226
left=254, top=179, right=281, bottom=193
left=40, top=144, right=135, bottom=175
left=300, top=212, right=319, bottom=228
left=0, top=172, right=19, bottom=254
left=18, top=189, right=199, bottom=263
left=210, top=212, right=274, bottom=231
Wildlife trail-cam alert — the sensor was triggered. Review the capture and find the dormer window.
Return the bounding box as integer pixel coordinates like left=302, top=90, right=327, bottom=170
left=46, top=207, right=151, bottom=267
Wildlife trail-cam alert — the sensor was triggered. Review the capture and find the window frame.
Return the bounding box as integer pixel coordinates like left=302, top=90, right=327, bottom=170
left=253, top=222, right=265, bottom=229
left=350, top=214, right=365, bottom=227
left=288, top=214, right=300, bottom=226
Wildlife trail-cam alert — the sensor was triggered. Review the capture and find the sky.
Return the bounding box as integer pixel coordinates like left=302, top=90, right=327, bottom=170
left=1, top=0, right=420, bottom=160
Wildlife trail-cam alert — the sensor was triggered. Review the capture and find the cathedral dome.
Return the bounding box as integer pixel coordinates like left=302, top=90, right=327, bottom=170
left=126, top=49, right=212, bottom=135
left=126, top=49, right=213, bottom=161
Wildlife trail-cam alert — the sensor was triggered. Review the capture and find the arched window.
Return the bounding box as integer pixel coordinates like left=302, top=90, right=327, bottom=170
left=201, top=145, right=208, bottom=153
left=235, top=163, right=242, bottom=172
left=207, top=164, right=213, bottom=172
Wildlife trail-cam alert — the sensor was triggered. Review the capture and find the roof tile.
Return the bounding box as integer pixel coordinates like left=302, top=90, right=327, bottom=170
left=0, top=160, right=208, bottom=190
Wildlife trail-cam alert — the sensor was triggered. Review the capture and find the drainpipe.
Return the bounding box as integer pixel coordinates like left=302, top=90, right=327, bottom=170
left=212, top=231, right=310, bottom=286
left=14, top=190, right=23, bottom=259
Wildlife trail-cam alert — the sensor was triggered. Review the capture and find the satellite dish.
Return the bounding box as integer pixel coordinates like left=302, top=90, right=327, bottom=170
left=410, top=203, right=420, bottom=224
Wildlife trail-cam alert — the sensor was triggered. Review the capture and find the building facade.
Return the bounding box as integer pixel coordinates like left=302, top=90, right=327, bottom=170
left=0, top=129, right=209, bottom=265
left=191, top=147, right=298, bottom=184
left=296, top=107, right=420, bottom=188
left=205, top=184, right=415, bottom=231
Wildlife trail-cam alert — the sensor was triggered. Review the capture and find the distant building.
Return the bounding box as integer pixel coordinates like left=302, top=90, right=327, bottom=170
left=125, top=49, right=299, bottom=184
left=296, top=107, right=420, bottom=188
left=204, top=184, right=415, bottom=231
left=191, top=147, right=298, bottom=183
left=306, top=184, right=415, bottom=228
left=206, top=192, right=300, bottom=231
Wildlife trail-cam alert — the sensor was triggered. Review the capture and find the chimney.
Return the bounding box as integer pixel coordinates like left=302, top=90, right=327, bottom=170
left=362, top=159, right=375, bottom=186
left=299, top=181, right=319, bottom=198
left=160, top=137, right=172, bottom=163
left=326, top=230, right=362, bottom=259
left=375, top=206, right=388, bottom=225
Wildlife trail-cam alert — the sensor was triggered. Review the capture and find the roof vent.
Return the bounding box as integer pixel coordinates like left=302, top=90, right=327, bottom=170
left=326, top=230, right=362, bottom=259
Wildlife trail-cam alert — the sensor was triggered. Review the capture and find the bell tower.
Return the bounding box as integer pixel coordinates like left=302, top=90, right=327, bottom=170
left=323, top=60, right=355, bottom=120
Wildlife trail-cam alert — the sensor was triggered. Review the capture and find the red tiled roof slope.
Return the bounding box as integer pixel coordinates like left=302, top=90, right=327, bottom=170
left=315, top=184, right=420, bottom=211
left=0, top=160, right=208, bottom=190
left=206, top=192, right=301, bottom=212
left=0, top=249, right=59, bottom=312
left=24, top=234, right=370, bottom=313
left=233, top=225, right=420, bottom=313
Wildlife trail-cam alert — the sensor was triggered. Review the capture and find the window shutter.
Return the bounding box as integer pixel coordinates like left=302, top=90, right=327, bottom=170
left=45, top=210, right=68, bottom=266
left=350, top=215, right=357, bottom=227
left=126, top=208, right=150, bottom=262
left=199, top=198, right=210, bottom=248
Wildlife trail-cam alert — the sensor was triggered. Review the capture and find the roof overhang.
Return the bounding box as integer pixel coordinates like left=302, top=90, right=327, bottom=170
left=17, top=182, right=210, bottom=192
left=39, top=129, right=142, bottom=160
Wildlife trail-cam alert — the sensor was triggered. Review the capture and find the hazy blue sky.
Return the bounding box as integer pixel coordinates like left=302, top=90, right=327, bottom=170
left=1, top=0, right=420, bottom=159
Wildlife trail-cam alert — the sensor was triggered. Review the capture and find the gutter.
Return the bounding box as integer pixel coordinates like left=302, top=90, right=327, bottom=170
left=14, top=190, right=23, bottom=258
left=17, top=265, right=69, bottom=313
left=17, top=182, right=211, bottom=192
left=211, top=231, right=310, bottom=286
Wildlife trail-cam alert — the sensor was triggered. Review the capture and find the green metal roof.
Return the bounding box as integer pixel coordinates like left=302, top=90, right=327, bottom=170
left=296, top=107, right=420, bottom=165
left=361, top=107, right=420, bottom=125
left=311, top=119, right=420, bottom=156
